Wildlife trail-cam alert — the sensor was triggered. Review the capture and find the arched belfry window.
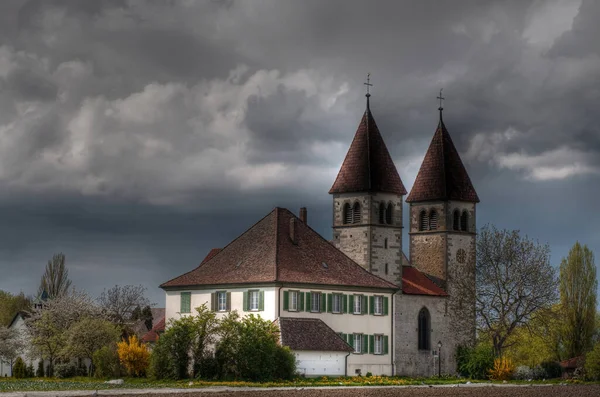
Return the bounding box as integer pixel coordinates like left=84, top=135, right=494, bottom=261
left=343, top=203, right=352, bottom=225
left=461, top=211, right=468, bottom=232
left=386, top=203, right=393, bottom=225
left=429, top=210, right=438, bottom=230
left=453, top=210, right=460, bottom=231
left=419, top=210, right=428, bottom=231
left=418, top=307, right=431, bottom=350
left=352, top=202, right=361, bottom=224
left=379, top=203, right=385, bottom=224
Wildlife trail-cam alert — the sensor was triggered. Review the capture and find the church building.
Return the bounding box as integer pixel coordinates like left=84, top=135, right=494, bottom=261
left=161, top=88, right=479, bottom=377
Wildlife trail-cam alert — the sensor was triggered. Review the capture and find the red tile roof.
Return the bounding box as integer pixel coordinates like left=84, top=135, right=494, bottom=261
left=406, top=118, right=479, bottom=203
left=160, top=208, right=397, bottom=290
left=402, top=266, right=448, bottom=296
left=560, top=356, right=583, bottom=370
left=329, top=108, right=407, bottom=195
left=277, top=317, right=353, bottom=352
left=141, top=316, right=165, bottom=343
left=200, top=248, right=222, bottom=265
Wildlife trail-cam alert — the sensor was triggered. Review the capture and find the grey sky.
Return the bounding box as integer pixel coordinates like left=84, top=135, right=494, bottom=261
left=0, top=0, right=598, bottom=305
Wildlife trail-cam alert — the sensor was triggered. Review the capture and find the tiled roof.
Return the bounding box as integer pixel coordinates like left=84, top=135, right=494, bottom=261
left=402, top=266, right=448, bottom=296
left=277, top=317, right=353, bottom=352
left=406, top=117, right=479, bottom=203
left=560, top=356, right=583, bottom=370
left=329, top=107, right=407, bottom=195
left=160, top=208, right=397, bottom=290
left=141, top=317, right=165, bottom=343
left=200, top=248, right=221, bottom=265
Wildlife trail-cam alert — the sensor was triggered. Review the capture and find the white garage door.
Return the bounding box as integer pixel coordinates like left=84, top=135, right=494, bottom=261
left=295, top=351, right=346, bottom=377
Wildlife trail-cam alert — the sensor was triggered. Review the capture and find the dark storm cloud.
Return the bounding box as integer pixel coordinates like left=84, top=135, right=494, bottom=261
left=0, top=0, right=598, bottom=304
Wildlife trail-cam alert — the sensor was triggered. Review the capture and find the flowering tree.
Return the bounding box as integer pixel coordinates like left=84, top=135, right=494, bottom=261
left=117, top=335, right=150, bottom=377
left=0, top=326, right=25, bottom=376
left=64, top=317, right=120, bottom=375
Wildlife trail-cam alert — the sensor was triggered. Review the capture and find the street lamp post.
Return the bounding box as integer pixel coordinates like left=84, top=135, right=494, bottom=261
left=437, top=341, right=442, bottom=377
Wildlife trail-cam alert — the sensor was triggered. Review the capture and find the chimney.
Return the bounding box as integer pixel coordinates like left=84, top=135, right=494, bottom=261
left=289, top=218, right=297, bottom=245
left=299, top=207, right=307, bottom=223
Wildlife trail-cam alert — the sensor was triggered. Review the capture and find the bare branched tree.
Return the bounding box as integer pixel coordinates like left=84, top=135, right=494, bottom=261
left=38, top=253, right=72, bottom=299
left=98, top=285, right=152, bottom=327
left=456, top=224, right=558, bottom=356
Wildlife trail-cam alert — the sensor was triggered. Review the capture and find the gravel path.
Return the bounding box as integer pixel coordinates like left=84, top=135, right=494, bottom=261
left=3, top=384, right=600, bottom=397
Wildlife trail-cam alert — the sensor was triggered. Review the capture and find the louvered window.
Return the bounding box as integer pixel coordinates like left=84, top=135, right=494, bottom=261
left=419, top=210, right=428, bottom=231
left=352, top=202, right=361, bottom=224
left=429, top=210, right=438, bottom=230
left=386, top=203, right=393, bottom=224
left=453, top=210, right=460, bottom=231
left=379, top=203, right=385, bottom=224
left=461, top=211, right=468, bottom=231
left=343, top=203, right=352, bottom=224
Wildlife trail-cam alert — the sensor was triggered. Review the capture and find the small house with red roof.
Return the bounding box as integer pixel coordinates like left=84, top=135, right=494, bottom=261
left=161, top=90, right=477, bottom=377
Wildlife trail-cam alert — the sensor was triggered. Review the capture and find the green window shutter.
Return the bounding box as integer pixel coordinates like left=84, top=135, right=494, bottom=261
left=226, top=292, right=231, bottom=311
left=243, top=291, right=248, bottom=312
left=259, top=291, right=264, bottom=311
left=299, top=292, right=305, bottom=311
left=369, top=335, right=375, bottom=354
left=342, top=294, right=348, bottom=313
left=349, top=334, right=355, bottom=349
left=362, top=334, right=369, bottom=354
left=383, top=296, right=389, bottom=316
left=283, top=291, right=289, bottom=311
left=321, top=293, right=326, bottom=312
left=210, top=292, right=216, bottom=311
left=180, top=292, right=191, bottom=313
left=306, top=292, right=312, bottom=311
left=327, top=294, right=333, bottom=313
left=369, top=296, right=374, bottom=315
left=362, top=295, right=368, bottom=315
left=384, top=335, right=389, bottom=355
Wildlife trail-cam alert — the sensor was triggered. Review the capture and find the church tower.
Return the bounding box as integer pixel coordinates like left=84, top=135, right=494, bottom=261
left=406, top=97, right=479, bottom=320
left=329, top=87, right=407, bottom=285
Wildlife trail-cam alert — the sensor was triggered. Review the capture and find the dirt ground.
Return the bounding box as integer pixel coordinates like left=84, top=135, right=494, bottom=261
left=74, top=385, right=600, bottom=397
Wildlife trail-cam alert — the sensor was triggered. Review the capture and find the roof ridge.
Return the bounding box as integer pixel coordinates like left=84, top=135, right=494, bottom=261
left=274, top=207, right=280, bottom=281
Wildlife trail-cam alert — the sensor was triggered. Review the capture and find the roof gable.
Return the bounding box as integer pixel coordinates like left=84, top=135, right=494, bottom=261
left=329, top=108, right=406, bottom=195
left=161, top=208, right=397, bottom=290
left=406, top=118, right=479, bottom=203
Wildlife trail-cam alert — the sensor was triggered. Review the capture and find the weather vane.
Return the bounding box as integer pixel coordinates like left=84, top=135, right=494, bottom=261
left=364, top=73, right=373, bottom=97
left=437, top=88, right=445, bottom=110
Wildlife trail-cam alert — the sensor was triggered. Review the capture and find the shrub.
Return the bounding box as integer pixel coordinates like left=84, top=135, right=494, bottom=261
left=540, top=360, right=562, bottom=378
left=117, top=335, right=150, bottom=377
left=93, top=345, right=122, bottom=378
left=36, top=360, right=44, bottom=377
left=194, top=354, right=219, bottom=380
left=149, top=336, right=177, bottom=380
left=489, top=357, right=515, bottom=380
left=25, top=364, right=34, bottom=378
left=585, top=342, right=600, bottom=380
left=531, top=365, right=548, bottom=380
left=456, top=344, right=495, bottom=379
left=13, top=357, right=26, bottom=379
left=54, top=363, right=77, bottom=378
left=513, top=365, right=531, bottom=380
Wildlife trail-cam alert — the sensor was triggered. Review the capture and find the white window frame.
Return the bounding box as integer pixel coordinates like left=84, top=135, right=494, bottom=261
left=249, top=290, right=259, bottom=311
left=311, top=292, right=321, bottom=313
left=332, top=294, right=342, bottom=314
left=217, top=291, right=227, bottom=312
left=374, top=295, right=383, bottom=315
left=374, top=334, right=383, bottom=355
left=353, top=294, right=362, bottom=314
left=289, top=290, right=298, bottom=312
left=354, top=333, right=363, bottom=354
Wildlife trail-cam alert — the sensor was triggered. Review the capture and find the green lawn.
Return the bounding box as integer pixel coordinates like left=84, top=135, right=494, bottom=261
left=0, top=376, right=584, bottom=392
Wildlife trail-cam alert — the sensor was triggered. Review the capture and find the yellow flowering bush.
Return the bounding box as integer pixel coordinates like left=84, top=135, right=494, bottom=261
left=489, top=357, right=515, bottom=381
left=117, top=335, right=150, bottom=377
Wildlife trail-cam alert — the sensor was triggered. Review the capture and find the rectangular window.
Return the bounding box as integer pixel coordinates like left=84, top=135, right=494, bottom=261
left=289, top=291, right=298, bottom=311
left=249, top=290, right=259, bottom=311
left=353, top=294, right=362, bottom=314
left=374, top=335, right=383, bottom=354
left=180, top=292, right=191, bottom=313
left=332, top=294, right=342, bottom=314
left=354, top=333, right=363, bottom=354
left=217, top=291, right=227, bottom=312
left=311, top=292, right=321, bottom=312
left=374, top=296, right=383, bottom=315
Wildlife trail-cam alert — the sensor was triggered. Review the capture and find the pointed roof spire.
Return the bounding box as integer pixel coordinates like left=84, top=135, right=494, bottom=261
left=329, top=76, right=407, bottom=195
left=406, top=93, right=479, bottom=203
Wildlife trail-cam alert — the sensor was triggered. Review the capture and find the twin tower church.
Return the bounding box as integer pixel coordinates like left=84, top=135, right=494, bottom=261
left=161, top=88, right=479, bottom=377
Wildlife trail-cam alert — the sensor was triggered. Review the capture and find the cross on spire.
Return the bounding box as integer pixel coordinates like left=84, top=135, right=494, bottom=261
left=364, top=73, right=373, bottom=109
left=437, top=88, right=445, bottom=121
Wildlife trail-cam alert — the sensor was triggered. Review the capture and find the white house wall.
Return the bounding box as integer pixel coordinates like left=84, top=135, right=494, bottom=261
left=294, top=351, right=346, bottom=377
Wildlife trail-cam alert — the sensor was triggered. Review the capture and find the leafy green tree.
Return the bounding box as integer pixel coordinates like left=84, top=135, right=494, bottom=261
left=63, top=317, right=120, bottom=375
left=585, top=342, right=600, bottom=380
left=38, top=253, right=72, bottom=299
left=13, top=357, right=26, bottom=379
left=456, top=343, right=495, bottom=379
left=93, top=345, right=122, bottom=378
left=36, top=360, right=44, bottom=377
left=0, top=291, right=31, bottom=327
left=559, top=242, right=597, bottom=358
